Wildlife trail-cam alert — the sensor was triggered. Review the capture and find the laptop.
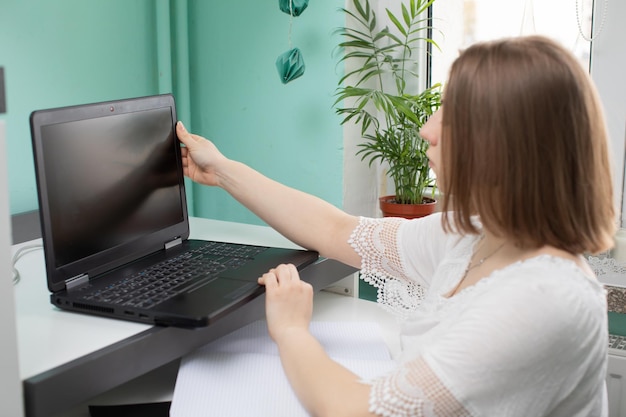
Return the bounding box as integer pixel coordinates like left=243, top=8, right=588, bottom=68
left=29, top=94, right=319, bottom=327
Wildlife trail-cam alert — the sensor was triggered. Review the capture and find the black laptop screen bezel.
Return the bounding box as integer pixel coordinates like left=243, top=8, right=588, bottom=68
left=30, top=94, right=190, bottom=293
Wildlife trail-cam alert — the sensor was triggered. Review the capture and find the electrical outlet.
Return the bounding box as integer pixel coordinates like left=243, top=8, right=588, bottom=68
left=0, top=67, right=5, bottom=114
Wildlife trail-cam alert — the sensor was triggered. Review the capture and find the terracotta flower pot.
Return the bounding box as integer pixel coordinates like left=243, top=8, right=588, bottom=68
left=379, top=195, right=437, bottom=219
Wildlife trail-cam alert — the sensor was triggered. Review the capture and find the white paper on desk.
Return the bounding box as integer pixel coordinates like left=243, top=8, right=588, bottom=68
left=170, top=321, right=395, bottom=417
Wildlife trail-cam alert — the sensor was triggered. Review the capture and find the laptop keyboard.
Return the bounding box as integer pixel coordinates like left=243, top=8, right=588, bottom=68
left=80, top=242, right=267, bottom=310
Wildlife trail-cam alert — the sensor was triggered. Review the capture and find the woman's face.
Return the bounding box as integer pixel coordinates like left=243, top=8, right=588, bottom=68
left=421, top=108, right=443, bottom=189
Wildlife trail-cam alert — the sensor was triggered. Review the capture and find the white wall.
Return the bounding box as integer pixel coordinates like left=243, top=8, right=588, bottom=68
left=0, top=120, right=24, bottom=415
left=341, top=0, right=384, bottom=217
left=589, top=0, right=626, bottom=225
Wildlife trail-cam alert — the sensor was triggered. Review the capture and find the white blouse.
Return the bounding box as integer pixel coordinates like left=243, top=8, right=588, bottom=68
left=348, top=214, right=608, bottom=417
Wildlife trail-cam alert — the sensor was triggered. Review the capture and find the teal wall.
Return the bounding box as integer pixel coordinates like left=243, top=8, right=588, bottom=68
left=0, top=0, right=344, bottom=226
left=186, top=1, right=344, bottom=225
left=0, top=0, right=161, bottom=214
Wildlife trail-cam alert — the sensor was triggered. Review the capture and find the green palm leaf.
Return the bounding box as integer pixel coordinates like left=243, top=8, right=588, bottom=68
left=335, top=0, right=442, bottom=204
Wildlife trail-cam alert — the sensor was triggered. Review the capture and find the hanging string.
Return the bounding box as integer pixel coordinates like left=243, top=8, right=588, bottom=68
left=519, top=0, right=536, bottom=35
left=288, top=0, right=294, bottom=49
left=576, top=0, right=608, bottom=42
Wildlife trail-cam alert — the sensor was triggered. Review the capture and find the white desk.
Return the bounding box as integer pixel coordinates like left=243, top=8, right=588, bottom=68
left=13, top=217, right=398, bottom=417
left=59, top=287, right=401, bottom=417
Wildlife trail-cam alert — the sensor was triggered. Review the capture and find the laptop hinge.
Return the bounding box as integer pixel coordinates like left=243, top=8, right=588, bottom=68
left=165, top=237, right=182, bottom=250
left=66, top=273, right=89, bottom=291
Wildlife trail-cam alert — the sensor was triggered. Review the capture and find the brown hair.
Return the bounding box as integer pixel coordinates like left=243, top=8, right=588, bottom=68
left=440, top=36, right=615, bottom=254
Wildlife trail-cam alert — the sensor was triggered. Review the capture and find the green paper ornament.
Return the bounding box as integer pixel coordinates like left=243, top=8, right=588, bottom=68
left=276, top=48, right=305, bottom=84
left=279, top=0, right=309, bottom=16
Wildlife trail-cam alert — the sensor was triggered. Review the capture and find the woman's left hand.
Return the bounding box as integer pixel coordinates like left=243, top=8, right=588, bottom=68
left=258, top=263, right=313, bottom=343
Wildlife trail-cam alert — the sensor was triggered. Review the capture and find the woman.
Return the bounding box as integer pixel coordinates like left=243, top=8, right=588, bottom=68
left=177, top=35, right=614, bottom=416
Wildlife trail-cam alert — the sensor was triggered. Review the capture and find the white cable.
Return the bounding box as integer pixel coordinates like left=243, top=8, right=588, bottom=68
left=11, top=243, right=43, bottom=285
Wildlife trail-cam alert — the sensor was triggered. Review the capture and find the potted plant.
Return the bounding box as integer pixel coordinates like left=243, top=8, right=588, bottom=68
left=335, top=0, right=442, bottom=218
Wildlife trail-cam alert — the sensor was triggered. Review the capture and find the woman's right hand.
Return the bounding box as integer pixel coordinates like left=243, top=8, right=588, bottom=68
left=176, top=121, right=227, bottom=187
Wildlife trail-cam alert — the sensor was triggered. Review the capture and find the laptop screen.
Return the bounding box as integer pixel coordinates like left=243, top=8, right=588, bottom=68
left=31, top=94, right=189, bottom=291
left=40, top=106, right=184, bottom=267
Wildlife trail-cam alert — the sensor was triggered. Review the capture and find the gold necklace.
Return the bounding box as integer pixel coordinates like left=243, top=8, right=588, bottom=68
left=449, top=237, right=507, bottom=296
left=466, top=238, right=506, bottom=273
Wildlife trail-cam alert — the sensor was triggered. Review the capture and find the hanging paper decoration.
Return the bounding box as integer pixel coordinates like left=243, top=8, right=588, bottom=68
left=279, top=0, right=309, bottom=17
left=276, top=0, right=307, bottom=84
left=276, top=48, right=305, bottom=84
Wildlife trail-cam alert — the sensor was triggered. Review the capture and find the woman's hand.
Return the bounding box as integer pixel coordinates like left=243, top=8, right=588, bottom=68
left=176, top=121, right=228, bottom=187
left=258, top=263, right=314, bottom=343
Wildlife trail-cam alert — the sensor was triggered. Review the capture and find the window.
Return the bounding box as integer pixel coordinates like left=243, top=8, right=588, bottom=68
left=430, top=0, right=597, bottom=86
left=342, top=0, right=622, bottom=221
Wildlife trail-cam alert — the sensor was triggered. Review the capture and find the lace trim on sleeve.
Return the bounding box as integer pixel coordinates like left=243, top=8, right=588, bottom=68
left=348, top=217, right=425, bottom=317
left=368, top=357, right=471, bottom=417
